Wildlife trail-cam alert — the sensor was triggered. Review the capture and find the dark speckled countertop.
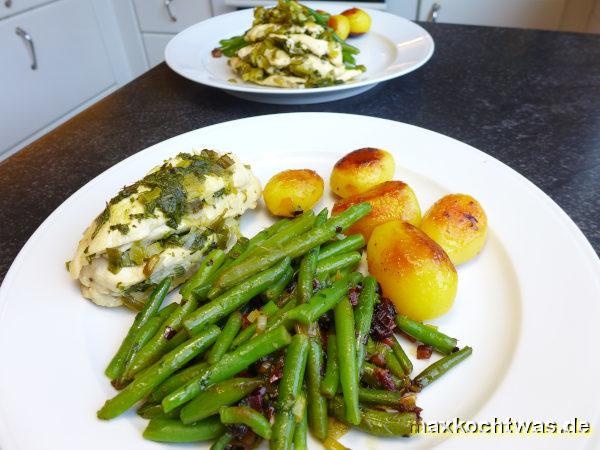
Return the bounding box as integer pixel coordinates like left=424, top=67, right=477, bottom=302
left=1, top=23, right=599, bottom=282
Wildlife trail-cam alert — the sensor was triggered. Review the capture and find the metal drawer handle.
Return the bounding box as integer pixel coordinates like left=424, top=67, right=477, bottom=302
left=428, top=2, right=441, bottom=23
left=164, top=0, right=177, bottom=22
left=15, top=27, right=37, bottom=70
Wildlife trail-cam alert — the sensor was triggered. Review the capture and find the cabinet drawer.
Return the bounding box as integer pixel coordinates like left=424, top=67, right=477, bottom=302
left=0, top=0, right=115, bottom=154
left=0, top=0, right=53, bottom=19
left=133, top=0, right=212, bottom=33
left=142, top=32, right=174, bottom=67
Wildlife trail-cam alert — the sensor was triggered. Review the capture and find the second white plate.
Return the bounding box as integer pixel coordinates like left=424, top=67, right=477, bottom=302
left=165, top=5, right=434, bottom=104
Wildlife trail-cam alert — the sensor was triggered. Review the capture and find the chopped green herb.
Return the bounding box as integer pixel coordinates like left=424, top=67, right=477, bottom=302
left=91, top=151, right=234, bottom=235
left=109, top=224, right=130, bottom=235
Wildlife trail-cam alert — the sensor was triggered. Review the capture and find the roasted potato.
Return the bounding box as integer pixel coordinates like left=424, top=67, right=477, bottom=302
left=263, top=169, right=324, bottom=217
left=341, top=7, right=372, bottom=35
left=332, top=181, right=421, bottom=241
left=420, top=194, right=488, bottom=265
left=330, top=148, right=395, bottom=198
left=328, top=14, right=351, bottom=40
left=367, top=220, right=458, bottom=321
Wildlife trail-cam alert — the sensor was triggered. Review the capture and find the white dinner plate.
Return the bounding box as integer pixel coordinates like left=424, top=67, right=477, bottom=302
left=1, top=113, right=600, bottom=450
left=165, top=3, right=434, bottom=104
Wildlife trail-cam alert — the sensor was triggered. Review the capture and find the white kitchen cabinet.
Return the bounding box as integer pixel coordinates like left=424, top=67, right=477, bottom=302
left=142, top=32, right=173, bottom=67
left=419, top=0, right=566, bottom=30
left=0, top=0, right=54, bottom=19
left=0, top=0, right=116, bottom=155
left=133, top=0, right=212, bottom=33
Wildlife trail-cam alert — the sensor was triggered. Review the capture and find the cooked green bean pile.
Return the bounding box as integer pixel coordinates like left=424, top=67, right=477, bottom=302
left=97, top=202, right=473, bottom=448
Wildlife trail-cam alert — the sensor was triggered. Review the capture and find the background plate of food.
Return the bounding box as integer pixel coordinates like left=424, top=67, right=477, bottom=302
left=165, top=1, right=434, bottom=104
left=1, top=113, right=599, bottom=450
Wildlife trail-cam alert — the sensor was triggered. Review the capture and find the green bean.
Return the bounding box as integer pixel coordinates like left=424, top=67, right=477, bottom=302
left=137, top=402, right=180, bottom=419
left=334, top=296, right=361, bottom=425
left=121, top=295, right=146, bottom=312
left=206, top=311, right=242, bottom=365
left=271, top=333, right=310, bottom=450
left=191, top=238, right=250, bottom=300
left=395, top=315, right=458, bottom=355
left=298, top=208, right=328, bottom=304
left=275, top=286, right=297, bottom=308
left=413, top=346, right=473, bottom=389
left=143, top=417, right=225, bottom=442
left=329, top=397, right=418, bottom=436
left=293, top=391, right=308, bottom=450
left=184, top=257, right=291, bottom=335
left=358, top=388, right=404, bottom=407
left=289, top=272, right=362, bottom=325
left=262, top=265, right=294, bottom=302
left=248, top=218, right=291, bottom=249
left=343, top=50, right=356, bottom=65
left=365, top=338, right=405, bottom=379
left=321, top=334, right=339, bottom=398
left=384, top=349, right=406, bottom=379
left=179, top=249, right=226, bottom=300
left=163, top=326, right=292, bottom=413
left=226, top=236, right=250, bottom=260
left=210, top=432, right=233, bottom=450
left=220, top=36, right=250, bottom=57
left=361, top=362, right=406, bottom=391
left=318, top=234, right=365, bottom=261
left=97, top=325, right=220, bottom=420
left=296, top=209, right=329, bottom=439
left=237, top=213, right=313, bottom=265
left=180, top=378, right=263, bottom=424
left=303, top=4, right=329, bottom=26
left=230, top=301, right=278, bottom=349
left=307, top=336, right=328, bottom=439
left=161, top=329, right=188, bottom=353
left=388, top=335, right=413, bottom=375
left=123, top=295, right=199, bottom=380
left=112, top=315, right=165, bottom=389
left=255, top=211, right=316, bottom=248
left=128, top=315, right=165, bottom=359
left=208, top=213, right=316, bottom=298
left=156, top=303, right=178, bottom=321
left=149, top=362, right=209, bottom=402
left=354, top=276, right=377, bottom=375
left=105, top=278, right=171, bottom=380
left=220, top=406, right=272, bottom=439
left=214, top=203, right=372, bottom=292
left=315, top=252, right=362, bottom=279
left=254, top=294, right=299, bottom=337
left=197, top=225, right=287, bottom=298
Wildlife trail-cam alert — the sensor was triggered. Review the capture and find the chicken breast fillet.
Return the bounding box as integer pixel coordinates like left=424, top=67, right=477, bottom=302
left=68, top=150, right=261, bottom=308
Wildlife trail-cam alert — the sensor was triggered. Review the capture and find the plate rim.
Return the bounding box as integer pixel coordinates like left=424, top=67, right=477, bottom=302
left=164, top=7, right=435, bottom=95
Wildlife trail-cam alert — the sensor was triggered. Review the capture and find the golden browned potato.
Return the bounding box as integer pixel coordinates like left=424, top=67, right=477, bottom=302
left=263, top=169, right=324, bottom=217
left=330, top=148, right=395, bottom=198
left=367, top=220, right=458, bottom=321
left=328, top=14, right=350, bottom=40
left=420, top=194, right=488, bottom=265
left=341, top=7, right=372, bottom=35
left=332, top=181, right=421, bottom=241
